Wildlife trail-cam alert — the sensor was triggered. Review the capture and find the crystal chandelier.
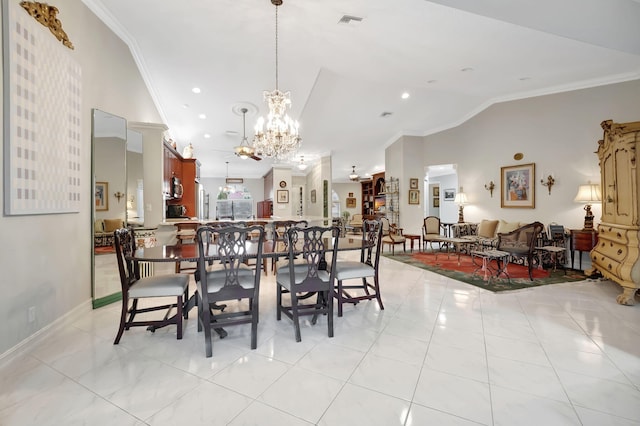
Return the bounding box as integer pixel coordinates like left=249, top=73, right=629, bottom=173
left=252, top=0, right=301, bottom=160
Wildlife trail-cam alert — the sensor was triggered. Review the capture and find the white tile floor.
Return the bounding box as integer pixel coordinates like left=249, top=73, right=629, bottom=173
left=2, top=252, right=640, bottom=425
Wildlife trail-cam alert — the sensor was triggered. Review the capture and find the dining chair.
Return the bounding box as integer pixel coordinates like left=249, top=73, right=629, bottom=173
left=113, top=228, right=190, bottom=344
left=271, top=219, right=308, bottom=273
left=333, top=219, right=384, bottom=317
left=195, top=224, right=265, bottom=357
left=276, top=225, right=339, bottom=342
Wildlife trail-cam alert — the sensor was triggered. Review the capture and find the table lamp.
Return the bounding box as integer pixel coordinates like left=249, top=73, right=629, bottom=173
left=574, top=183, right=601, bottom=230
left=454, top=188, right=468, bottom=223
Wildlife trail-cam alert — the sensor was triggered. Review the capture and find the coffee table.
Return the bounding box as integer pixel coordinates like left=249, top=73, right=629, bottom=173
left=471, top=249, right=510, bottom=282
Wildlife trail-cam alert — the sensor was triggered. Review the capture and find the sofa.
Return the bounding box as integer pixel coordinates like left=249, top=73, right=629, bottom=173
left=94, top=218, right=125, bottom=247
left=451, top=219, right=531, bottom=249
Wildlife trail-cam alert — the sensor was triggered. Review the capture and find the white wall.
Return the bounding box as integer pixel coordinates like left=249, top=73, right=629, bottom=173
left=0, top=0, right=162, bottom=356
left=421, top=79, right=640, bottom=230
left=332, top=182, right=361, bottom=219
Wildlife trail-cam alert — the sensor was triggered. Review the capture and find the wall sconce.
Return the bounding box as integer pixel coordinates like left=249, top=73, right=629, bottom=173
left=540, top=175, right=555, bottom=195
left=484, top=181, right=495, bottom=197
left=114, top=191, right=125, bottom=203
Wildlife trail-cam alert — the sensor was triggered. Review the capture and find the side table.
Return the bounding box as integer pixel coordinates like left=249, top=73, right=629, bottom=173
left=471, top=249, right=510, bottom=282
left=404, top=234, right=421, bottom=252
left=569, top=229, right=597, bottom=270
left=537, top=246, right=566, bottom=273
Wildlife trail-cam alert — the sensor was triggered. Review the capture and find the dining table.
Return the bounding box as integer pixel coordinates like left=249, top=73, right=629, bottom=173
left=127, top=236, right=373, bottom=336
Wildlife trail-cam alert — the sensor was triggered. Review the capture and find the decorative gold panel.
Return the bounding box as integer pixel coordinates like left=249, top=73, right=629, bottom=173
left=20, top=1, right=74, bottom=50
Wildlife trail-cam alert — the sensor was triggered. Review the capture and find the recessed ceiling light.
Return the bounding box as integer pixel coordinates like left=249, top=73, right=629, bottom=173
left=401, top=92, right=410, bottom=99
left=204, top=133, right=211, bottom=139
left=198, top=113, right=206, bottom=119
left=192, top=87, right=201, bottom=94
left=461, top=67, right=474, bottom=72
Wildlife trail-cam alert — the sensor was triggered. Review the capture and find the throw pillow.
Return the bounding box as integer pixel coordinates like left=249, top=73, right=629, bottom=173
left=477, top=219, right=499, bottom=238
left=496, top=220, right=520, bottom=234
left=104, top=218, right=124, bottom=233
left=94, top=219, right=104, bottom=233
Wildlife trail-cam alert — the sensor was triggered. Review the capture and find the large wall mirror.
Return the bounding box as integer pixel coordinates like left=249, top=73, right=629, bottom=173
left=92, top=109, right=127, bottom=308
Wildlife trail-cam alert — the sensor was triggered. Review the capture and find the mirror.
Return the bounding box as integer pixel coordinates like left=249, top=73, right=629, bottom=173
left=92, top=109, right=127, bottom=308
left=126, top=129, right=144, bottom=226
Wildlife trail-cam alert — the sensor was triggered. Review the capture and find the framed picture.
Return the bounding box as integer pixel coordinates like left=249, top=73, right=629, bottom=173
left=277, top=189, right=289, bottom=203
left=410, top=178, right=419, bottom=189
left=346, top=197, right=357, bottom=208
left=433, top=198, right=440, bottom=208
left=95, top=182, right=108, bottom=211
left=433, top=186, right=440, bottom=197
left=348, top=192, right=354, bottom=198
left=408, top=189, right=420, bottom=205
left=310, top=189, right=317, bottom=203
left=444, top=188, right=455, bottom=201
left=501, top=162, right=535, bottom=208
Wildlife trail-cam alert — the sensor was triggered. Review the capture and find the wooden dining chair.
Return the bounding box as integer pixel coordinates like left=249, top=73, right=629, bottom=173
left=276, top=225, right=339, bottom=342
left=271, top=219, right=308, bottom=273
left=113, top=228, right=190, bottom=344
left=195, top=224, right=265, bottom=357
left=333, top=219, right=384, bottom=317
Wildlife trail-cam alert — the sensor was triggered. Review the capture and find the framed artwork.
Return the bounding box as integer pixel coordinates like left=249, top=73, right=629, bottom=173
left=410, top=178, right=419, bottom=189
left=444, top=188, right=455, bottom=201
left=346, top=197, right=356, bottom=208
left=348, top=192, right=354, bottom=197
left=311, top=189, right=317, bottom=203
left=95, top=182, right=108, bottom=211
left=433, top=186, right=439, bottom=197
left=433, top=198, right=440, bottom=208
left=408, top=189, right=419, bottom=205
left=277, top=189, right=289, bottom=203
left=501, top=162, right=535, bottom=208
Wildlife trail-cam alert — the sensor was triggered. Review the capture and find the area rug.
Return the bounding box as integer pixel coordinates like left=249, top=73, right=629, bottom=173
left=94, top=245, right=115, bottom=255
left=384, top=251, right=587, bottom=292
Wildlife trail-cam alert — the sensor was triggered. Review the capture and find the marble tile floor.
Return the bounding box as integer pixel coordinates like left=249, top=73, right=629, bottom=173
left=2, top=252, right=640, bottom=425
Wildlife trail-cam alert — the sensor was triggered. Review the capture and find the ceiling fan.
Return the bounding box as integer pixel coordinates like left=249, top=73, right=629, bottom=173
left=234, top=107, right=262, bottom=161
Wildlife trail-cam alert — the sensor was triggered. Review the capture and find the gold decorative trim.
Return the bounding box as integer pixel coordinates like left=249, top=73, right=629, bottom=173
left=20, top=1, right=74, bottom=50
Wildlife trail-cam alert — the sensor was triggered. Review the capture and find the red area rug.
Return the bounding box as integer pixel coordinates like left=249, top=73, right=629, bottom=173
left=385, top=252, right=587, bottom=292
left=94, top=245, right=115, bottom=255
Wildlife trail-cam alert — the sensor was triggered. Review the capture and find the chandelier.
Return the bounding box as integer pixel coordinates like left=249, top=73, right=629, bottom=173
left=235, top=108, right=255, bottom=159
left=252, top=0, right=301, bottom=160
left=349, top=166, right=359, bottom=181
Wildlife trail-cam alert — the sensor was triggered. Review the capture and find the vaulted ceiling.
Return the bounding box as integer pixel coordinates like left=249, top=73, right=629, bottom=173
left=83, top=0, right=640, bottom=181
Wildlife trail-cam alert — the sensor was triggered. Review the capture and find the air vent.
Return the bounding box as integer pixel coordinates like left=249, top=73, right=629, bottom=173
left=338, top=15, right=363, bottom=25
left=380, top=111, right=393, bottom=118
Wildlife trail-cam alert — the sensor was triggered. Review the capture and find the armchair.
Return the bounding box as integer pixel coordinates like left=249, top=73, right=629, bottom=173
left=497, top=221, right=544, bottom=280
left=381, top=217, right=406, bottom=254
left=422, top=216, right=442, bottom=251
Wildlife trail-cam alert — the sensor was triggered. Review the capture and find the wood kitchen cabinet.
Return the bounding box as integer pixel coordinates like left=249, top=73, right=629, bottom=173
left=590, top=120, right=640, bottom=305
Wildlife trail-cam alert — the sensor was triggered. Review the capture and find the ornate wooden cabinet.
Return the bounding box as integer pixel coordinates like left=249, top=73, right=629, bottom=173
left=591, top=120, right=640, bottom=305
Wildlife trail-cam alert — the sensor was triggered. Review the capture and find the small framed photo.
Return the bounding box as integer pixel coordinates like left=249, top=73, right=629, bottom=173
left=95, top=182, right=108, bottom=211
left=501, top=162, right=535, bottom=208
left=410, top=178, right=419, bottom=189
left=408, top=189, right=420, bottom=205
left=444, top=188, right=455, bottom=201
left=310, top=189, right=317, bottom=204
left=346, top=197, right=356, bottom=208
left=277, top=189, right=289, bottom=203
left=348, top=192, right=354, bottom=197
left=433, top=198, right=440, bottom=208
left=433, top=186, right=439, bottom=197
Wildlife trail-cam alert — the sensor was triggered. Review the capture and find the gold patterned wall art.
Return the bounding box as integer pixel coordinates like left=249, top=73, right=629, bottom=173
left=20, top=1, right=74, bottom=49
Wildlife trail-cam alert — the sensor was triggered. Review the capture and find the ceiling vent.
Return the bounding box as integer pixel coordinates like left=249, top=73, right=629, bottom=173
left=338, top=15, right=363, bottom=25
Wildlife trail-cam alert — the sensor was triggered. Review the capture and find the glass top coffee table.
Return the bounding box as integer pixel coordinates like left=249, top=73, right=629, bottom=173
left=470, top=249, right=510, bottom=282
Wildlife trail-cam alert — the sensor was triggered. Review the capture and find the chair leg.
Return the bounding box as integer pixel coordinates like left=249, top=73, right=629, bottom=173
left=113, top=295, right=129, bottom=344
left=327, top=290, right=334, bottom=338
left=336, top=280, right=344, bottom=317
left=290, top=291, right=302, bottom=342
left=374, top=275, right=384, bottom=311
left=201, top=300, right=213, bottom=357
left=250, top=297, right=258, bottom=349
left=276, top=285, right=282, bottom=320
left=176, top=295, right=183, bottom=340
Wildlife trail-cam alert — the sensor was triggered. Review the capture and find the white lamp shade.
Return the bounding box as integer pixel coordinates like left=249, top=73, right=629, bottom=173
left=454, top=192, right=468, bottom=204
left=574, top=184, right=601, bottom=203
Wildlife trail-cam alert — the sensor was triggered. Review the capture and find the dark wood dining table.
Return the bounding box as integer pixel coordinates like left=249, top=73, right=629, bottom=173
left=127, top=236, right=372, bottom=336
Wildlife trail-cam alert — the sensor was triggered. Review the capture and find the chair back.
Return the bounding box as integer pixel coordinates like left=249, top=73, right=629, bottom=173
left=284, top=225, right=339, bottom=290
left=361, top=219, right=384, bottom=269
left=423, top=216, right=441, bottom=235
left=272, top=220, right=308, bottom=249
left=113, top=227, right=138, bottom=293
left=196, top=225, right=265, bottom=296
left=497, top=221, right=544, bottom=254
